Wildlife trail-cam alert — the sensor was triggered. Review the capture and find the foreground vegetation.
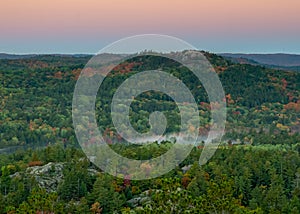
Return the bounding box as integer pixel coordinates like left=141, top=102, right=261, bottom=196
left=0, top=137, right=300, bottom=213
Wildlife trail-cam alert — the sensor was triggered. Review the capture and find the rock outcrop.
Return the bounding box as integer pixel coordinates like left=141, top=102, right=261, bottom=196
left=26, top=162, right=64, bottom=192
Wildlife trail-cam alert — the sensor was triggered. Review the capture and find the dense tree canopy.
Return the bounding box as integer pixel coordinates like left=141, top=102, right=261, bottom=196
left=0, top=52, right=299, bottom=213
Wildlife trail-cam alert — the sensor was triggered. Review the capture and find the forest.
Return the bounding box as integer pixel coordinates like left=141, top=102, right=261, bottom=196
left=0, top=52, right=299, bottom=213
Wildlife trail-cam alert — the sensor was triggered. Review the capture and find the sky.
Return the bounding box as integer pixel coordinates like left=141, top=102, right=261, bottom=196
left=0, top=0, right=300, bottom=54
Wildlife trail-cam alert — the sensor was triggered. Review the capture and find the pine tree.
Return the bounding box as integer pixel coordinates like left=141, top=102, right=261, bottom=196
left=88, top=174, right=125, bottom=214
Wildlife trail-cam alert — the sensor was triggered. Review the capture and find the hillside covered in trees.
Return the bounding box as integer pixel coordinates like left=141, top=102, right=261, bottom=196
left=0, top=52, right=299, bottom=148
left=0, top=52, right=299, bottom=213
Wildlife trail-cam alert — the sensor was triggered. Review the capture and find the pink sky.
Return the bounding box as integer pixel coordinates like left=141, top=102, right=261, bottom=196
left=1, top=0, right=300, bottom=53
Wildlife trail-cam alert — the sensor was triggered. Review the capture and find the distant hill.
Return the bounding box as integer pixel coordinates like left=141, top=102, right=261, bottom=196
left=0, top=53, right=93, bottom=60
left=220, top=53, right=300, bottom=72
left=0, top=53, right=37, bottom=59
left=0, top=51, right=299, bottom=148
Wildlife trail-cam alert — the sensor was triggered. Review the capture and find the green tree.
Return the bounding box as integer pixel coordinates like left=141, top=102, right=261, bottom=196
left=88, top=174, right=126, bottom=214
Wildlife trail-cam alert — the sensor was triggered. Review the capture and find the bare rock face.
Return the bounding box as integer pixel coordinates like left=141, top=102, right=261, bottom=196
left=181, top=164, right=192, bottom=173
left=127, top=189, right=157, bottom=208
left=9, top=160, right=99, bottom=193
left=26, top=162, right=64, bottom=192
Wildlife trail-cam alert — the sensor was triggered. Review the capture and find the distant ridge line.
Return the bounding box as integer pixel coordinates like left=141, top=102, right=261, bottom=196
left=220, top=53, right=300, bottom=67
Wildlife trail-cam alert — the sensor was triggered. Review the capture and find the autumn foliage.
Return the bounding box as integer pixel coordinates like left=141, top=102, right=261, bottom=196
left=28, top=161, right=43, bottom=167
left=284, top=100, right=300, bottom=112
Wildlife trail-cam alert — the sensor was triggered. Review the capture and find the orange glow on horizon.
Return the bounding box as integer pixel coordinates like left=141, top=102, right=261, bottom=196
left=1, top=0, right=300, bottom=53
left=1, top=0, right=299, bottom=38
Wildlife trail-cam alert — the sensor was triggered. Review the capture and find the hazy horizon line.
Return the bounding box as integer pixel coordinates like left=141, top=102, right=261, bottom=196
left=1, top=51, right=300, bottom=56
